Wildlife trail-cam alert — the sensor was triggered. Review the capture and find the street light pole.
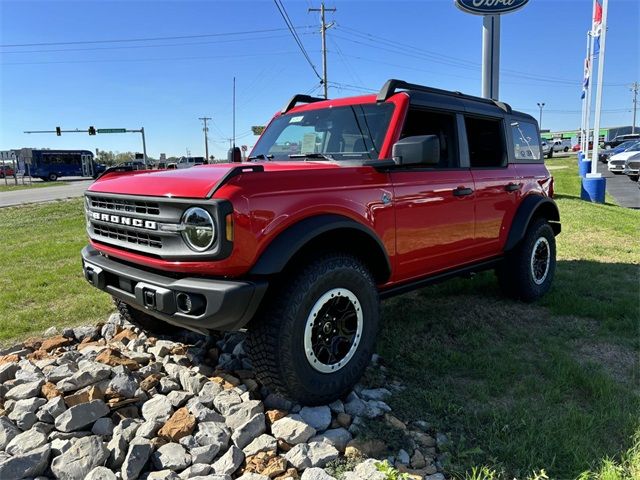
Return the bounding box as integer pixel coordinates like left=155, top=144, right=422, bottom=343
left=537, top=102, right=545, bottom=129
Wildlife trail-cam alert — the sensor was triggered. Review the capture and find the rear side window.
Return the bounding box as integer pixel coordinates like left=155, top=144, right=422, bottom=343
left=400, top=108, right=459, bottom=168
left=512, top=121, right=541, bottom=161
left=465, top=116, right=506, bottom=168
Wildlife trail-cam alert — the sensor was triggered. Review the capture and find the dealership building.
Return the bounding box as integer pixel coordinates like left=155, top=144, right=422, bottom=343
left=541, top=125, right=636, bottom=144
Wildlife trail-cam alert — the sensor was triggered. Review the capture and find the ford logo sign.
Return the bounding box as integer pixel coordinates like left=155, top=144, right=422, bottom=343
left=454, top=0, right=529, bottom=15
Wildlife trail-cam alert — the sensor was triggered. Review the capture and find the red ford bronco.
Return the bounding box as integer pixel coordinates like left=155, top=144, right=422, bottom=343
left=82, top=79, right=560, bottom=404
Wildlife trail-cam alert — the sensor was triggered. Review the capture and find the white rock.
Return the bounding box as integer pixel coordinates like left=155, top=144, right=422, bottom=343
left=50, top=435, right=110, bottom=480
left=121, top=437, right=153, bottom=480
left=6, top=428, right=48, bottom=455
left=194, top=421, right=230, bottom=448
left=309, top=427, right=352, bottom=452
left=271, top=415, right=316, bottom=445
left=301, top=468, right=337, bottom=480
left=212, top=445, right=244, bottom=476
left=242, top=434, right=277, bottom=457
left=54, top=400, right=110, bottom=432
left=152, top=442, right=191, bottom=471
left=284, top=441, right=339, bottom=469
left=5, top=379, right=44, bottom=400
left=299, top=406, right=332, bottom=432
left=359, top=388, right=391, bottom=401
left=92, top=417, right=115, bottom=436
left=0, top=444, right=50, bottom=479
left=141, top=395, right=174, bottom=422
left=86, top=466, right=118, bottom=480
left=231, top=413, right=266, bottom=449
left=0, top=416, right=20, bottom=450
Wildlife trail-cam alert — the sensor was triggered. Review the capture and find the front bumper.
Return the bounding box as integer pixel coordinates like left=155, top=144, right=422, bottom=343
left=81, top=245, right=267, bottom=333
left=608, top=164, right=625, bottom=172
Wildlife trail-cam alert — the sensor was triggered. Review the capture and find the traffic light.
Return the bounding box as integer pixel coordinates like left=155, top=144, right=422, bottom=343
left=88, top=126, right=96, bottom=135
left=56, top=126, right=61, bottom=136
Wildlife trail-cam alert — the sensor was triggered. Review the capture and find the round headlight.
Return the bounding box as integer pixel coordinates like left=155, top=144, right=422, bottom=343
left=181, top=207, right=215, bottom=252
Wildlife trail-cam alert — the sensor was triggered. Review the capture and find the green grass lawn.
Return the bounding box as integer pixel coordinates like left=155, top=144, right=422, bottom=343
left=0, top=199, right=111, bottom=342
left=0, top=181, right=69, bottom=192
left=374, top=156, right=639, bottom=479
left=0, top=158, right=637, bottom=478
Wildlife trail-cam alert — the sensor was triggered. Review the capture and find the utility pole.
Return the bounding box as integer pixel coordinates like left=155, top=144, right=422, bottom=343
left=537, top=102, right=545, bottom=129
left=308, top=3, right=336, bottom=99
left=631, top=81, right=639, bottom=134
left=199, top=117, right=211, bottom=161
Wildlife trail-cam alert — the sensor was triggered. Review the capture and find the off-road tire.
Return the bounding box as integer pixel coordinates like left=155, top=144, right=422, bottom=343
left=113, top=297, right=179, bottom=335
left=497, top=218, right=556, bottom=302
left=247, top=253, right=379, bottom=405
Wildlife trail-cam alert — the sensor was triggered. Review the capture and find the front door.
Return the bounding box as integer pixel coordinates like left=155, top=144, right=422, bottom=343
left=81, top=154, right=94, bottom=177
left=390, top=108, right=476, bottom=282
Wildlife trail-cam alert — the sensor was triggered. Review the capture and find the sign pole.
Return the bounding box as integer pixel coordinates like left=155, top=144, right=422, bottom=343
left=590, top=0, right=608, bottom=176
left=481, top=15, right=500, bottom=100
left=140, top=127, right=148, bottom=166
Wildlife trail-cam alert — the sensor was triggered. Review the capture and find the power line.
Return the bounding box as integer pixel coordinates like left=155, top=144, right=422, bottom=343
left=273, top=0, right=323, bottom=81
left=0, top=32, right=316, bottom=54
left=0, top=26, right=313, bottom=48
left=2, top=50, right=303, bottom=66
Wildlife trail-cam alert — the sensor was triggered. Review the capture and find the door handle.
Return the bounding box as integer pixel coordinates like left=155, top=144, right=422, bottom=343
left=505, top=182, right=522, bottom=192
left=453, top=187, right=474, bottom=197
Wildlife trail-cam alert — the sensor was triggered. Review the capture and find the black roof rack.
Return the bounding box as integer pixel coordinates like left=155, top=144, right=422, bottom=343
left=281, top=94, right=326, bottom=114
left=377, top=79, right=512, bottom=114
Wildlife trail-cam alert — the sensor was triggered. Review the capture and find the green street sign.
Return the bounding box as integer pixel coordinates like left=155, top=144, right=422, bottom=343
left=97, top=128, right=127, bottom=134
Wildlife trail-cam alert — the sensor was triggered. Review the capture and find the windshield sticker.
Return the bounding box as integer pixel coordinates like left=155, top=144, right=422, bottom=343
left=289, top=116, right=303, bottom=123
left=301, top=133, right=317, bottom=153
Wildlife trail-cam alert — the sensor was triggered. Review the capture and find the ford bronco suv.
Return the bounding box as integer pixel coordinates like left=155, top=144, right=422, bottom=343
left=81, top=79, right=560, bottom=405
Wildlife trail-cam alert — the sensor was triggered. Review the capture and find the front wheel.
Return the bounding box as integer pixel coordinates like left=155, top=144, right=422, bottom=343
left=247, top=253, right=379, bottom=405
left=48, top=173, right=58, bottom=181
left=497, top=219, right=556, bottom=302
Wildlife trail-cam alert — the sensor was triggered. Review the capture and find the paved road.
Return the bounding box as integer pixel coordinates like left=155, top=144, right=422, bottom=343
left=0, top=179, right=94, bottom=208
left=600, top=165, right=640, bottom=209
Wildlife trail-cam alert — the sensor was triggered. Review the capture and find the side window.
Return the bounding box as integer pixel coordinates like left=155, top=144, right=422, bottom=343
left=511, top=122, right=541, bottom=161
left=465, top=116, right=506, bottom=168
left=400, top=108, right=458, bottom=168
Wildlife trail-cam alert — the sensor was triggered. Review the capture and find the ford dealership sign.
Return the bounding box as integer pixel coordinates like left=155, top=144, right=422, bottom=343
left=454, top=0, right=529, bottom=15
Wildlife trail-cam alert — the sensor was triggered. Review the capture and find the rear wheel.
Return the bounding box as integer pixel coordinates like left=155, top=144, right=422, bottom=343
left=564, top=147, right=569, bottom=152
left=113, top=297, right=179, bottom=335
left=497, top=219, right=556, bottom=302
left=247, top=253, right=379, bottom=405
left=48, top=173, right=58, bottom=181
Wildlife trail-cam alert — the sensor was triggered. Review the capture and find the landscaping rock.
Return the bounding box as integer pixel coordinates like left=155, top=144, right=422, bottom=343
left=122, top=437, right=153, bottom=480
left=54, top=399, right=110, bottom=432
left=212, top=445, right=244, bottom=476
left=285, top=442, right=339, bottom=469
left=152, top=442, right=191, bottom=471
left=299, top=406, right=332, bottom=432
left=271, top=415, right=316, bottom=445
left=50, top=435, right=110, bottom=480
left=0, top=444, right=51, bottom=479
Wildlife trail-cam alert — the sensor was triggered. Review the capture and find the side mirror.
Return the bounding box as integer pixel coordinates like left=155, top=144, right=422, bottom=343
left=392, top=135, right=440, bottom=166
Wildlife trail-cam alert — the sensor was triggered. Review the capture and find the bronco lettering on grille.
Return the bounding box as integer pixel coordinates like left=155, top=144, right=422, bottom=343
left=90, top=211, right=157, bottom=230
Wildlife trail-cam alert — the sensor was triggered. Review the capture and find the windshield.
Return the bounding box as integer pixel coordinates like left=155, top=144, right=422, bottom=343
left=251, top=103, right=394, bottom=161
left=623, top=141, right=640, bottom=151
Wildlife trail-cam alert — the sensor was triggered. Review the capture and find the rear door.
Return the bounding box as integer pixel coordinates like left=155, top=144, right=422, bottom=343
left=390, top=108, right=476, bottom=281
left=465, top=115, right=521, bottom=258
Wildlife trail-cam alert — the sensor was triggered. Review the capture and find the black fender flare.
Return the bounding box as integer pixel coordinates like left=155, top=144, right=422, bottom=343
left=249, top=214, right=391, bottom=281
left=504, top=195, right=561, bottom=252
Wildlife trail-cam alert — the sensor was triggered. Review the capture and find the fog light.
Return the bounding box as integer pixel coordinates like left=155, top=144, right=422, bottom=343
left=176, top=292, right=205, bottom=315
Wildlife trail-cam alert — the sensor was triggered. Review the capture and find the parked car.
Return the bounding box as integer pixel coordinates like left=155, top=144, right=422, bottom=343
left=81, top=78, right=560, bottom=404
left=0, top=164, right=15, bottom=178
left=572, top=141, right=593, bottom=152
left=603, top=133, right=640, bottom=149
left=599, top=140, right=640, bottom=163
left=608, top=147, right=640, bottom=174
left=551, top=139, right=572, bottom=152
left=175, top=156, right=206, bottom=169
left=623, top=153, right=640, bottom=181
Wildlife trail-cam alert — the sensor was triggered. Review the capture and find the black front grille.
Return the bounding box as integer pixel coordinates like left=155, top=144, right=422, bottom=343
left=93, top=224, right=162, bottom=249
left=88, top=195, right=160, bottom=216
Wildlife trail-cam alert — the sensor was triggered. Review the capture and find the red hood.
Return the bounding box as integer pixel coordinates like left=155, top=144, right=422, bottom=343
left=88, top=162, right=342, bottom=199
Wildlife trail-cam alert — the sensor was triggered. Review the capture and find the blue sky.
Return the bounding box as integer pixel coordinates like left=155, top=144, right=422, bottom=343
left=1, top=0, right=638, bottom=159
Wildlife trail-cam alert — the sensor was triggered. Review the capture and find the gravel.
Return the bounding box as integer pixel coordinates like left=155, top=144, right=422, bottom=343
left=0, top=312, right=449, bottom=479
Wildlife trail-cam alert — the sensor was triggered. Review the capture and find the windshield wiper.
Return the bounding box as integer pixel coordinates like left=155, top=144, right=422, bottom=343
left=247, top=153, right=274, bottom=161
left=288, top=153, right=334, bottom=161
